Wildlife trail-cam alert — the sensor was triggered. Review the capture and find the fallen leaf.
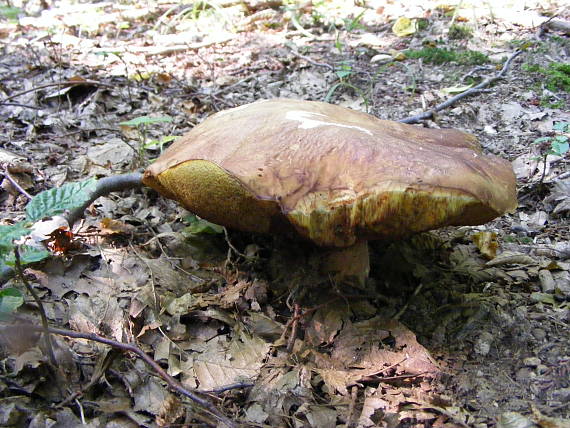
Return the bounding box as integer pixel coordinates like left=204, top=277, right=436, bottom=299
left=441, top=83, right=474, bottom=94
left=392, top=17, right=417, bottom=37
left=193, top=331, right=270, bottom=390
left=472, top=231, right=498, bottom=259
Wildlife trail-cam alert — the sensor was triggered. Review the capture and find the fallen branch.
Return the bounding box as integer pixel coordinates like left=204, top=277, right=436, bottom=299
left=399, top=49, right=523, bottom=124
left=2, top=323, right=237, bottom=428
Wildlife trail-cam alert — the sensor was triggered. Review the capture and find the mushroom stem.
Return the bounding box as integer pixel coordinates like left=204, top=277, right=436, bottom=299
left=319, top=241, right=370, bottom=287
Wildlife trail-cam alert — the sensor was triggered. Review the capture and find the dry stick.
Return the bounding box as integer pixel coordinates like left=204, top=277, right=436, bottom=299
left=286, top=303, right=302, bottom=353
left=205, top=382, right=255, bottom=395
left=289, top=49, right=335, bottom=71
left=2, top=168, right=33, bottom=199
left=0, top=80, right=115, bottom=104
left=92, top=35, right=235, bottom=57
left=57, top=350, right=118, bottom=407
left=14, top=248, right=58, bottom=368
left=0, top=102, right=42, bottom=110
left=16, top=324, right=237, bottom=428
left=399, top=49, right=523, bottom=124
left=393, top=282, right=424, bottom=320
left=346, top=386, right=358, bottom=428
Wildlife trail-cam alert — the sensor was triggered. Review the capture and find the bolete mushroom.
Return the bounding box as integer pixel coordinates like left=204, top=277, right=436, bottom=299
left=143, top=99, right=517, bottom=284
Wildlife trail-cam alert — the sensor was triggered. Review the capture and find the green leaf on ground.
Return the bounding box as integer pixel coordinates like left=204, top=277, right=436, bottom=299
left=183, top=215, right=224, bottom=235
left=0, top=288, right=24, bottom=319
left=0, top=224, right=31, bottom=256
left=0, top=223, right=50, bottom=267
left=26, top=177, right=97, bottom=222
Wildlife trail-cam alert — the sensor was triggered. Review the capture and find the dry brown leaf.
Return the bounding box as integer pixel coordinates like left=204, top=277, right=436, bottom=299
left=156, top=394, right=184, bottom=427
left=315, top=368, right=360, bottom=395
left=99, top=217, right=135, bottom=235
left=193, top=331, right=270, bottom=390
left=485, top=251, right=535, bottom=267
left=305, top=302, right=350, bottom=346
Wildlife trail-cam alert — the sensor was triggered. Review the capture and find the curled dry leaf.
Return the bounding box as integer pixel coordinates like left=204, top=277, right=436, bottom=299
left=485, top=251, right=536, bottom=267
left=472, top=231, right=499, bottom=259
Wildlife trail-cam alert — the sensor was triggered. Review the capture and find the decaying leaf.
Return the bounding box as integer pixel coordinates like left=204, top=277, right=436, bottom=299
left=193, top=331, right=271, bottom=390
left=99, top=217, right=135, bottom=235
left=392, top=17, right=417, bottom=37
left=155, top=394, right=184, bottom=427
left=485, top=251, right=535, bottom=267
left=441, top=83, right=474, bottom=94
left=305, top=302, right=350, bottom=346
left=472, top=231, right=499, bottom=259
left=357, top=395, right=389, bottom=427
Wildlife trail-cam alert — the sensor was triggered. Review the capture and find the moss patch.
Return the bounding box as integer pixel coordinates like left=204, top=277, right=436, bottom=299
left=405, top=47, right=488, bottom=65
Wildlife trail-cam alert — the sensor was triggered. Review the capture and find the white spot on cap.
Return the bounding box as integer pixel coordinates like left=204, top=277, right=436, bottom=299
left=286, top=110, right=373, bottom=136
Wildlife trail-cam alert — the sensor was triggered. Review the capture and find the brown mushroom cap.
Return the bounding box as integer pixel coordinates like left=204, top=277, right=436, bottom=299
left=144, top=99, right=517, bottom=247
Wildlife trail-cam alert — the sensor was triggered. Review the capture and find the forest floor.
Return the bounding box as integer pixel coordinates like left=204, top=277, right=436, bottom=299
left=0, top=1, right=569, bottom=427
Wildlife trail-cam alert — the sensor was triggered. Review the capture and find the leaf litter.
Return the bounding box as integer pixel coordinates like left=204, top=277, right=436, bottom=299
left=0, top=0, right=569, bottom=427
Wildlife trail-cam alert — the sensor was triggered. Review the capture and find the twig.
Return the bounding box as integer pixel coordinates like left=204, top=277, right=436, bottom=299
left=286, top=303, right=302, bottom=353
left=1, top=168, right=33, bottom=199
left=289, top=48, right=334, bottom=71
left=0, top=80, right=114, bottom=104
left=212, top=75, right=258, bottom=97
left=205, top=382, right=254, bottom=394
left=75, top=399, right=86, bottom=425
left=14, top=248, right=58, bottom=368
left=360, top=372, right=428, bottom=382
left=394, top=282, right=424, bottom=320
left=92, top=36, right=234, bottom=57
left=0, top=102, right=42, bottom=110
left=400, top=49, right=523, bottom=124
left=66, top=173, right=143, bottom=226
left=346, top=386, right=358, bottom=428
left=223, top=227, right=248, bottom=259
left=7, top=323, right=237, bottom=428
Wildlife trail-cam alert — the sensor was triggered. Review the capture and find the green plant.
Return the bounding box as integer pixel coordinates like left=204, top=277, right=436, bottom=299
left=120, top=115, right=174, bottom=162
left=448, top=24, right=472, bottom=40
left=183, top=215, right=224, bottom=235
left=0, top=6, right=22, bottom=21
left=342, top=10, right=366, bottom=32
left=0, top=178, right=97, bottom=269
left=416, top=18, right=429, bottom=31
left=324, top=60, right=368, bottom=107
left=524, top=62, right=570, bottom=93
left=0, top=287, right=24, bottom=320
left=405, top=47, right=489, bottom=65
left=532, top=122, right=569, bottom=182
left=544, top=63, right=570, bottom=92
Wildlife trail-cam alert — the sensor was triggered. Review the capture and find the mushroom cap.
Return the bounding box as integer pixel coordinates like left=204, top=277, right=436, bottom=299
left=143, top=99, right=517, bottom=247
